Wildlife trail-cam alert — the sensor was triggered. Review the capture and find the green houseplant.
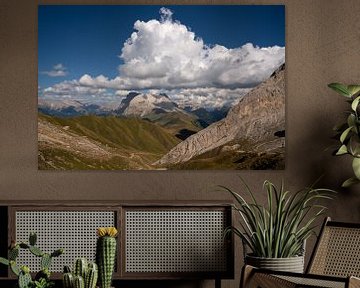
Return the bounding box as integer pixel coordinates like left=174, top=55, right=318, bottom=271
left=222, top=179, right=334, bottom=272
left=328, top=83, right=360, bottom=187
left=0, top=232, right=63, bottom=288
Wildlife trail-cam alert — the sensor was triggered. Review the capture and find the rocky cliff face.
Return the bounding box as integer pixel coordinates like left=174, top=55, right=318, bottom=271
left=118, top=93, right=179, bottom=117
left=154, top=63, right=285, bottom=166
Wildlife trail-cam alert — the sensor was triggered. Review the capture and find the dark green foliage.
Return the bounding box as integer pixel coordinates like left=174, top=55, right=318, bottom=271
left=29, top=233, right=37, bottom=246
left=32, top=277, right=54, bottom=288
left=19, top=243, right=30, bottom=249
left=0, top=232, right=63, bottom=288
left=40, top=254, right=52, bottom=270
left=9, top=247, right=19, bottom=260
left=29, top=246, right=44, bottom=257
left=50, top=248, right=63, bottom=258
left=35, top=268, right=50, bottom=281
left=18, top=270, right=32, bottom=288
left=328, top=82, right=360, bottom=187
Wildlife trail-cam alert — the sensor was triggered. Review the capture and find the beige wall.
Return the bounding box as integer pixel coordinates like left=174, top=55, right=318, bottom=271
left=1, top=0, right=360, bottom=287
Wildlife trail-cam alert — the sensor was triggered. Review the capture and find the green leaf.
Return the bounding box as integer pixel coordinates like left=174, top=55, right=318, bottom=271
left=340, top=126, right=353, bottom=143
left=352, top=96, right=360, bottom=111
left=336, top=144, right=348, bottom=155
left=347, top=85, right=360, bottom=97
left=0, top=257, right=9, bottom=266
left=342, top=177, right=360, bottom=188
left=352, top=157, right=360, bottom=179
left=328, top=83, right=351, bottom=97
left=347, top=114, right=356, bottom=129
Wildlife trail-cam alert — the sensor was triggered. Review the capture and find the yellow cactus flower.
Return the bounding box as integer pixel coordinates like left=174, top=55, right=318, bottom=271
left=97, top=227, right=118, bottom=237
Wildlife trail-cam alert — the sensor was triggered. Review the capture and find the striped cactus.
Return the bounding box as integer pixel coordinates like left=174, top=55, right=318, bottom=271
left=63, top=271, right=74, bottom=288
left=74, top=258, right=88, bottom=279
left=73, top=275, right=85, bottom=288
left=96, top=227, right=118, bottom=288
left=63, top=260, right=98, bottom=288
left=85, top=262, right=98, bottom=288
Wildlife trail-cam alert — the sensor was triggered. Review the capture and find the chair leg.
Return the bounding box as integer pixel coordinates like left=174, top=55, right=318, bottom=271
left=240, top=265, right=255, bottom=288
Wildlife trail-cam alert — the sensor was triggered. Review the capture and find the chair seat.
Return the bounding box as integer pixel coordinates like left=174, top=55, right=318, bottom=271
left=277, top=275, right=346, bottom=288
left=242, top=265, right=360, bottom=288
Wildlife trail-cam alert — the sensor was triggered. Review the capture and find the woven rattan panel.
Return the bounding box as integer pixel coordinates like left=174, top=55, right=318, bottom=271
left=15, top=211, right=115, bottom=272
left=125, top=210, right=227, bottom=273
left=277, top=275, right=345, bottom=288
left=310, top=226, right=360, bottom=277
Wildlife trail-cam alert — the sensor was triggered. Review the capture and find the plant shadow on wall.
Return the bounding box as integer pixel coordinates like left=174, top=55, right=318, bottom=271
left=220, top=178, right=336, bottom=273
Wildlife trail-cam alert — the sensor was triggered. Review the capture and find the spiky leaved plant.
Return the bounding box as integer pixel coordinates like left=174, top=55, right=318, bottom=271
left=222, top=179, right=335, bottom=258
left=96, top=227, right=118, bottom=288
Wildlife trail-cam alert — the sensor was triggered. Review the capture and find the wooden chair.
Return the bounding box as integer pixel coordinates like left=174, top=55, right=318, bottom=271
left=241, top=217, right=360, bottom=288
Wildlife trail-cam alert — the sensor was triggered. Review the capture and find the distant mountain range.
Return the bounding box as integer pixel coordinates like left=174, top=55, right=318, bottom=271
left=38, top=63, right=285, bottom=170
left=39, top=92, right=231, bottom=132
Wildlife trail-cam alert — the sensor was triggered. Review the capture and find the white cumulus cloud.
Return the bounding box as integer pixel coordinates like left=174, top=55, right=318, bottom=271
left=41, top=7, right=285, bottom=109
left=41, top=63, right=68, bottom=77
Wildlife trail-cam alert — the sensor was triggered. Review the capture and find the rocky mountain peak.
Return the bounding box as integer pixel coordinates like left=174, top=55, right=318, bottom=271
left=154, top=63, right=286, bottom=166
left=118, top=92, right=179, bottom=117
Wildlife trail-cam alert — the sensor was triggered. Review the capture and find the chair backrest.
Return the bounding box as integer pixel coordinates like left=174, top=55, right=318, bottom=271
left=307, top=217, right=360, bottom=277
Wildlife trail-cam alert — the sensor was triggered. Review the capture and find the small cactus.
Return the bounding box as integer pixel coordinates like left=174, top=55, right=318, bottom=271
left=96, top=227, right=118, bottom=288
left=85, top=263, right=98, bottom=288
left=74, top=275, right=85, bottom=288
left=63, top=259, right=98, bottom=288
left=63, top=272, right=74, bottom=288
left=74, top=258, right=88, bottom=279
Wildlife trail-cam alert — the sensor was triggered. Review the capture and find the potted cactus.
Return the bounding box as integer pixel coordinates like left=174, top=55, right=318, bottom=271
left=62, top=258, right=98, bottom=288
left=0, top=232, right=63, bottom=288
left=96, top=227, right=118, bottom=288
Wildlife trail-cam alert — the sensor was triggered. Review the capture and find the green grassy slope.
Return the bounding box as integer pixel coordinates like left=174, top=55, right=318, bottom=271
left=38, top=114, right=181, bottom=170
left=40, top=114, right=180, bottom=153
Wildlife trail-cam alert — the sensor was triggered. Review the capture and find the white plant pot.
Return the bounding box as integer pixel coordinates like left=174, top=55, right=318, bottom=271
left=245, top=254, right=305, bottom=273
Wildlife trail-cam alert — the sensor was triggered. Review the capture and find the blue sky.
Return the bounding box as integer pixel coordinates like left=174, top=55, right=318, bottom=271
left=38, top=5, right=285, bottom=109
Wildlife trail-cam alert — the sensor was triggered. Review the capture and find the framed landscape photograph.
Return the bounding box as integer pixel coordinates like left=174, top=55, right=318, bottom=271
left=38, top=5, right=285, bottom=170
